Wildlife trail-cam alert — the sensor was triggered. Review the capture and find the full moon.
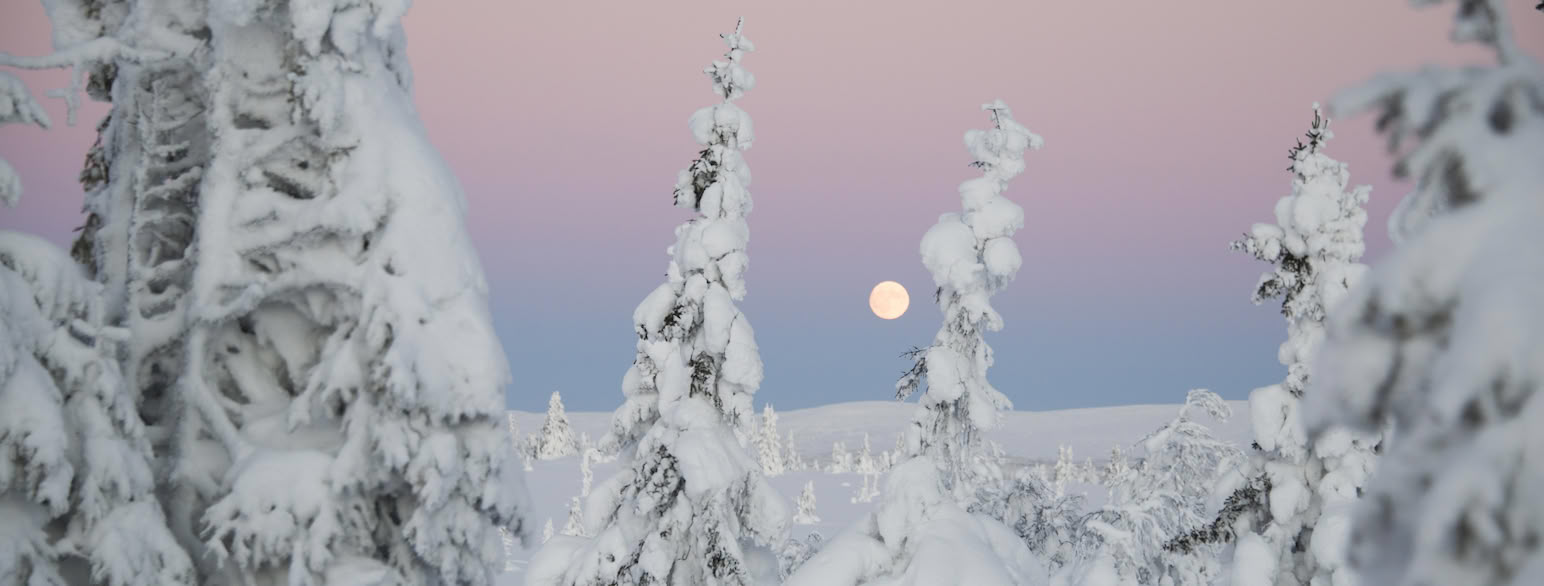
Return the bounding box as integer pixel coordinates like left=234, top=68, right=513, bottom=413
left=869, top=281, right=910, bottom=320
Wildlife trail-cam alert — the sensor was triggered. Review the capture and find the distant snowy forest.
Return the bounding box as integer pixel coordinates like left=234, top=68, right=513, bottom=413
left=1, top=1, right=1542, bottom=586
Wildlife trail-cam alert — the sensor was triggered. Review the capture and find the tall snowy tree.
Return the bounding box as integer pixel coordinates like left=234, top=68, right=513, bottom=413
left=786, top=102, right=1047, bottom=586
left=895, top=99, right=1043, bottom=504
left=527, top=19, right=789, bottom=586
left=1216, top=105, right=1381, bottom=586
left=540, top=391, right=579, bottom=460
left=1302, top=2, right=1544, bottom=586
left=0, top=233, right=193, bottom=584
left=5, top=1, right=532, bottom=583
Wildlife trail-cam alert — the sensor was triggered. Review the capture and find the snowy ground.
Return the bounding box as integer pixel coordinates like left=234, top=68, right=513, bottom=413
left=498, top=400, right=1251, bottom=583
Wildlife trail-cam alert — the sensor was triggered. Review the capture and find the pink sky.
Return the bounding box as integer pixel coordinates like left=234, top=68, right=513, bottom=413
left=3, top=0, right=1542, bottom=411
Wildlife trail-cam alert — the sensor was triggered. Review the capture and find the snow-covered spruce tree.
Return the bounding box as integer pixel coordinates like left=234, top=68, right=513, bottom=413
left=827, top=441, right=852, bottom=473
left=1063, top=390, right=1240, bottom=586
left=1052, top=446, right=1086, bottom=490
left=580, top=447, right=596, bottom=497
left=562, top=497, right=587, bottom=538
left=980, top=465, right=1087, bottom=576
left=0, top=231, right=194, bottom=584
left=183, top=3, right=532, bottom=582
left=852, top=433, right=880, bottom=504
left=776, top=533, right=825, bottom=581
left=540, top=391, right=579, bottom=460
left=527, top=19, right=788, bottom=586
left=1102, top=445, right=1131, bottom=488
left=1202, top=105, right=1378, bottom=586
left=786, top=103, right=1046, bottom=586
left=793, top=481, right=820, bottom=525
left=11, top=2, right=534, bottom=583
left=784, top=431, right=805, bottom=472
left=757, top=403, right=784, bottom=476
left=1300, top=2, right=1544, bottom=586
left=895, top=99, right=1043, bottom=504
left=1, top=5, right=219, bottom=533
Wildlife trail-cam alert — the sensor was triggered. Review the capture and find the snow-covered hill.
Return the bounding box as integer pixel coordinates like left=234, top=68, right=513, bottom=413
left=499, top=400, right=1252, bottom=582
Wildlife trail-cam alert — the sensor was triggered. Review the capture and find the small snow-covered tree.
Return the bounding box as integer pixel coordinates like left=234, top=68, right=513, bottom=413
left=0, top=229, right=195, bottom=585
left=527, top=20, right=788, bottom=586
left=777, top=533, right=825, bottom=581
left=895, top=99, right=1043, bottom=504
left=757, top=403, right=785, bottom=476
left=540, top=391, right=579, bottom=460
left=827, top=441, right=852, bottom=473
left=1300, top=2, right=1544, bottom=586
left=787, top=102, right=1046, bottom=586
left=1053, top=446, right=1083, bottom=491
left=784, top=431, right=805, bottom=472
left=793, top=481, right=821, bottom=525
left=852, top=434, right=880, bottom=503
left=980, top=465, right=1087, bottom=575
left=542, top=519, right=555, bottom=544
left=580, top=447, right=596, bottom=497
left=1212, top=105, right=1380, bottom=586
left=521, top=435, right=539, bottom=471
left=1102, top=445, right=1132, bottom=488
left=886, top=432, right=905, bottom=471
left=1065, top=390, right=1239, bottom=586
left=562, top=497, right=587, bottom=538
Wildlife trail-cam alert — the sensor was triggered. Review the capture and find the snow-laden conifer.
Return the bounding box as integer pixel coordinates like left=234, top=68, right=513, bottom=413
left=7, top=1, right=533, bottom=583
left=1063, top=390, right=1239, bottom=586
left=828, top=441, right=852, bottom=473
left=793, top=481, right=821, bottom=525
left=777, top=533, right=826, bottom=581
left=562, top=497, right=587, bottom=538
left=757, top=404, right=785, bottom=476
left=852, top=434, right=880, bottom=504
left=981, top=465, right=1086, bottom=576
left=1206, top=106, right=1379, bottom=586
left=784, top=431, right=805, bottom=472
left=1302, top=2, right=1544, bottom=585
left=0, top=231, right=194, bottom=585
left=786, top=102, right=1046, bottom=586
left=528, top=19, right=788, bottom=586
left=190, top=3, right=530, bottom=581
left=580, top=448, right=596, bottom=497
left=896, top=99, right=1043, bottom=503
left=540, top=391, right=579, bottom=460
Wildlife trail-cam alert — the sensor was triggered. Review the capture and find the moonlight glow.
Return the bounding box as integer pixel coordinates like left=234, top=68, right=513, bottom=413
left=869, top=281, right=910, bottom=320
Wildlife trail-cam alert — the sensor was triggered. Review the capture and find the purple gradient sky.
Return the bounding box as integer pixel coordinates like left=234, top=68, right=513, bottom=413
left=4, top=1, right=1543, bottom=412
